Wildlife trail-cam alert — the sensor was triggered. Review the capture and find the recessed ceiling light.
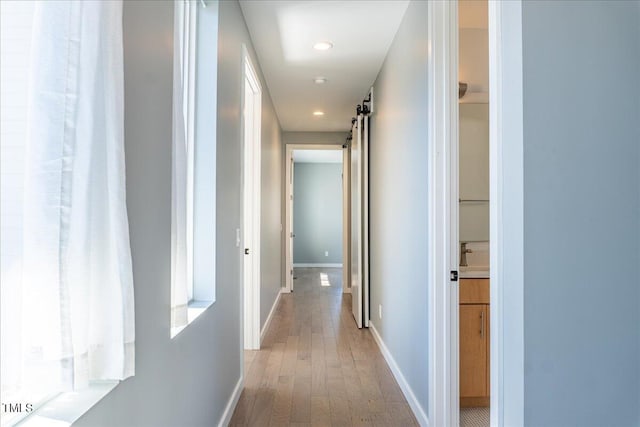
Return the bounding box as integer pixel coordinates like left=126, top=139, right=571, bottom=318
left=313, top=111, right=325, bottom=116
left=314, top=77, right=328, bottom=84
left=313, top=41, right=333, bottom=51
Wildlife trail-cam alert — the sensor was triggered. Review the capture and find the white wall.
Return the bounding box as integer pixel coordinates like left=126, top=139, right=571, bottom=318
left=368, top=0, right=430, bottom=418
left=459, top=21, right=490, bottom=244
left=459, top=103, right=489, bottom=242
left=459, top=28, right=488, bottom=94
left=74, top=1, right=282, bottom=425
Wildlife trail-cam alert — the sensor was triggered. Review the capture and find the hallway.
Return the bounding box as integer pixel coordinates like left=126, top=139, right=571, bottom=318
left=230, top=268, right=418, bottom=426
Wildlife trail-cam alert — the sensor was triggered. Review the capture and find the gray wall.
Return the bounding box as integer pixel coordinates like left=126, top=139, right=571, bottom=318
left=368, top=0, right=430, bottom=417
left=75, top=1, right=282, bottom=425
left=521, top=1, right=640, bottom=425
left=282, top=131, right=348, bottom=146
left=260, top=80, right=283, bottom=327
left=293, top=163, right=343, bottom=265
left=215, top=0, right=282, bottom=341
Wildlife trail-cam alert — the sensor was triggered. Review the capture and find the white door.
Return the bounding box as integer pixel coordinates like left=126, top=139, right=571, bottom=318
left=242, top=48, right=261, bottom=350
left=350, top=117, right=362, bottom=327
left=350, top=114, right=369, bottom=328
left=288, top=157, right=295, bottom=291
left=362, top=115, right=370, bottom=327
left=242, top=76, right=255, bottom=348
left=342, top=146, right=350, bottom=295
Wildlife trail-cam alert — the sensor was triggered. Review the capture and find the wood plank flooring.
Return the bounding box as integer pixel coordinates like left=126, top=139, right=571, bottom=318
left=230, top=267, right=418, bottom=427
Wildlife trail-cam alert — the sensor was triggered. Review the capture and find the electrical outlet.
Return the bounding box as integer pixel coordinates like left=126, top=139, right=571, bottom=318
left=379, top=304, right=382, bottom=319
left=325, top=251, right=329, bottom=257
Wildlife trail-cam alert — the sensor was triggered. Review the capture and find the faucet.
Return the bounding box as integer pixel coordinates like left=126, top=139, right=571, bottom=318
left=460, top=242, right=473, bottom=267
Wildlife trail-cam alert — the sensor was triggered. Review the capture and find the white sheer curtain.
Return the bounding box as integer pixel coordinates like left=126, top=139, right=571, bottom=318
left=16, top=0, right=134, bottom=398
left=171, top=0, right=196, bottom=334
left=0, top=1, right=35, bottom=410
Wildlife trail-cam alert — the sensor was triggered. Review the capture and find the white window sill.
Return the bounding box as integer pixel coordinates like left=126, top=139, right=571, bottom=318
left=170, top=299, right=213, bottom=338
left=15, top=382, right=118, bottom=427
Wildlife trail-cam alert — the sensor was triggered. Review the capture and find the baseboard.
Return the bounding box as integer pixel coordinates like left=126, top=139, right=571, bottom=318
left=369, top=321, right=430, bottom=427
left=217, top=375, right=243, bottom=427
left=260, top=289, right=282, bottom=344
left=293, top=263, right=343, bottom=268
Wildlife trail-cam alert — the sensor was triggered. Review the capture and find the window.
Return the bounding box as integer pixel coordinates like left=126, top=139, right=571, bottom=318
left=1, top=2, right=135, bottom=425
left=1, top=3, right=37, bottom=422
left=170, top=0, right=217, bottom=338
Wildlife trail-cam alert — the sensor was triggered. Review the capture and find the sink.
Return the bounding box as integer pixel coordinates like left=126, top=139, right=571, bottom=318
left=459, top=241, right=489, bottom=278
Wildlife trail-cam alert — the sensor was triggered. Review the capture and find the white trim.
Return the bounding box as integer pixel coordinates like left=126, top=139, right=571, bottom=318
left=489, top=1, right=524, bottom=426
left=427, top=1, right=458, bottom=427
left=349, top=116, right=365, bottom=328
left=448, top=2, right=460, bottom=422
left=362, top=114, right=370, bottom=327
left=260, top=289, right=282, bottom=344
left=293, top=263, right=343, bottom=268
left=342, top=145, right=350, bottom=295
left=242, top=45, right=262, bottom=350
left=217, top=375, right=244, bottom=427
left=17, top=382, right=118, bottom=427
left=369, top=321, right=429, bottom=427
left=182, top=0, right=197, bottom=303
left=459, top=91, right=489, bottom=104
left=284, top=143, right=347, bottom=294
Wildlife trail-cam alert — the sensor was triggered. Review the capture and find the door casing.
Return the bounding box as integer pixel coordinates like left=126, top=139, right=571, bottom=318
left=284, top=144, right=349, bottom=295
left=242, top=45, right=262, bottom=351
left=427, top=1, right=525, bottom=426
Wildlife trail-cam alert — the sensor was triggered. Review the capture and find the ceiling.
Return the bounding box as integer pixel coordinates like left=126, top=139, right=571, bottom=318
left=293, top=149, right=342, bottom=163
left=239, top=1, right=410, bottom=132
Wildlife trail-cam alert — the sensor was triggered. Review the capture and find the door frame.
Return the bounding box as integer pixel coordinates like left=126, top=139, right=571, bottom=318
left=426, top=2, right=459, bottom=425
left=349, top=117, right=363, bottom=327
left=284, top=144, right=349, bottom=294
left=242, top=45, right=262, bottom=350
left=427, top=1, right=525, bottom=426
left=487, top=2, right=524, bottom=425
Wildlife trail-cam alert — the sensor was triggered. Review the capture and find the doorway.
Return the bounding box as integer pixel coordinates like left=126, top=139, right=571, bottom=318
left=458, top=1, right=491, bottom=425
left=242, top=46, right=262, bottom=350
left=428, top=1, right=525, bottom=427
left=284, top=144, right=349, bottom=298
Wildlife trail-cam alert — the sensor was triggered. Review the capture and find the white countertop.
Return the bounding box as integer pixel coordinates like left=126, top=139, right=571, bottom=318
left=459, top=268, right=489, bottom=279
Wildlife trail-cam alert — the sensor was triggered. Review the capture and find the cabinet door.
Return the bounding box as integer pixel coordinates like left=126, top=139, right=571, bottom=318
left=460, top=304, right=488, bottom=398
left=460, top=278, right=490, bottom=304
left=486, top=304, right=490, bottom=396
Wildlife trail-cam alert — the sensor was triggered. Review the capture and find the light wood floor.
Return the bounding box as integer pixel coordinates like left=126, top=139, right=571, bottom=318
left=230, top=267, right=419, bottom=427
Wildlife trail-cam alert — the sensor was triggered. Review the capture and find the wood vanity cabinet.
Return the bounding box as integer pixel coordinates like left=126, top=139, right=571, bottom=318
left=460, top=278, right=490, bottom=407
